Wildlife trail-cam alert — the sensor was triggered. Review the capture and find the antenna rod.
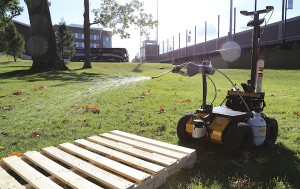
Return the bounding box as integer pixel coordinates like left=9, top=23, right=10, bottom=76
left=156, top=0, right=158, bottom=44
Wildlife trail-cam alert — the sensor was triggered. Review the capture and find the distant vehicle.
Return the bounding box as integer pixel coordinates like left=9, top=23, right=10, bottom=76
left=71, top=48, right=129, bottom=62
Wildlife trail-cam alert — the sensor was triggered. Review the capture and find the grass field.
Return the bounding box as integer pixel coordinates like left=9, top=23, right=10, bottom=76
left=0, top=55, right=299, bottom=188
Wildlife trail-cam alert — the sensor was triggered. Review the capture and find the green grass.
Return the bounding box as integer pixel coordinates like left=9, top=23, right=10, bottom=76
left=0, top=55, right=299, bottom=188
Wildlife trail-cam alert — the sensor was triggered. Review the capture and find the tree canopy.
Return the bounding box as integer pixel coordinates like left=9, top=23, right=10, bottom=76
left=92, top=0, right=158, bottom=38
left=55, top=19, right=76, bottom=61
left=0, top=0, right=23, bottom=26
left=0, top=0, right=24, bottom=60
left=1, top=22, right=25, bottom=62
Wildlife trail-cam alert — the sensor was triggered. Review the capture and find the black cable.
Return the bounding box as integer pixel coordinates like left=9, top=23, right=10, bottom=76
left=214, top=68, right=252, bottom=115
left=261, top=9, right=274, bottom=35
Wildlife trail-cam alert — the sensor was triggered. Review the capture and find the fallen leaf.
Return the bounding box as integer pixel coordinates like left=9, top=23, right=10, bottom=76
left=13, top=90, right=22, bottom=95
left=85, top=104, right=100, bottom=114
left=62, top=118, right=69, bottom=124
left=85, top=104, right=92, bottom=111
left=2, top=106, right=14, bottom=111
left=1, top=132, right=9, bottom=136
left=91, top=107, right=100, bottom=114
left=0, top=94, right=5, bottom=98
left=155, top=125, right=166, bottom=132
left=131, top=92, right=146, bottom=99
left=293, top=111, right=300, bottom=117
left=175, top=99, right=192, bottom=103
left=31, top=132, right=40, bottom=137
left=71, top=104, right=82, bottom=109
left=137, top=130, right=146, bottom=134
left=131, top=95, right=145, bottom=99
left=157, top=105, right=165, bottom=114
left=10, top=152, right=24, bottom=157
left=81, top=119, right=89, bottom=126
left=136, top=120, right=144, bottom=126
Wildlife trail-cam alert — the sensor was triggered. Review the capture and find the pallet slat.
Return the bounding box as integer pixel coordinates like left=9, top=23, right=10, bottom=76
left=0, top=165, right=26, bottom=189
left=111, top=130, right=195, bottom=154
left=24, top=151, right=103, bottom=189
left=87, top=136, right=177, bottom=167
left=2, top=155, right=62, bottom=189
left=58, top=142, right=150, bottom=183
left=100, top=133, right=187, bottom=160
left=74, top=139, right=165, bottom=174
left=42, top=146, right=134, bottom=189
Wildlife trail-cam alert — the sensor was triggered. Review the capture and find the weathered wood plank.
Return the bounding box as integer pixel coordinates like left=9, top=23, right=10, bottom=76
left=2, top=155, right=62, bottom=189
left=0, top=165, right=26, bottom=189
left=24, top=151, right=102, bottom=189
left=100, top=133, right=187, bottom=160
left=42, top=146, right=134, bottom=189
left=111, top=130, right=195, bottom=154
left=58, top=142, right=150, bottom=184
left=87, top=136, right=177, bottom=167
left=74, top=139, right=165, bottom=174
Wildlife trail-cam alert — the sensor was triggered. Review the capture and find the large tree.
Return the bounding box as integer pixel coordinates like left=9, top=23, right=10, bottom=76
left=83, top=0, right=91, bottom=68
left=25, top=0, right=68, bottom=71
left=82, top=0, right=158, bottom=69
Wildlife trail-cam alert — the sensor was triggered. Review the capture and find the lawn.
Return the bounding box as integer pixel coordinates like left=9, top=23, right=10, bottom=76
left=0, top=55, right=299, bottom=188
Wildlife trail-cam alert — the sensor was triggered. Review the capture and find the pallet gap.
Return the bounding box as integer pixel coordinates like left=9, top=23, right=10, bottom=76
left=1, top=163, right=28, bottom=186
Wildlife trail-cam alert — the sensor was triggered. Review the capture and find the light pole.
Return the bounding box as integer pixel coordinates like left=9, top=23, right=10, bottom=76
left=228, top=0, right=233, bottom=41
left=156, top=0, right=158, bottom=44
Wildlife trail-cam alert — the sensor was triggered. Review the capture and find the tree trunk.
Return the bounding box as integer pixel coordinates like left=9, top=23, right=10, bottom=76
left=25, top=0, right=68, bottom=71
left=82, top=0, right=92, bottom=69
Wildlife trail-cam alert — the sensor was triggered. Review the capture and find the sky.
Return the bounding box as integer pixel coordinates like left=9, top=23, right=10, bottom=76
left=15, top=0, right=300, bottom=61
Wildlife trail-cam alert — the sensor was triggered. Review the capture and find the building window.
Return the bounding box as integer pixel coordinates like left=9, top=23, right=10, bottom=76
left=75, top=33, right=84, bottom=39
left=90, top=43, right=100, bottom=48
left=76, top=42, right=84, bottom=48
left=90, top=34, right=100, bottom=40
left=103, top=36, right=112, bottom=48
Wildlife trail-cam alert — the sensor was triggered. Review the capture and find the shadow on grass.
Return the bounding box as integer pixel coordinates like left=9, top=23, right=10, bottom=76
left=0, top=68, right=109, bottom=85
left=0, top=61, right=15, bottom=65
left=132, top=63, right=144, bottom=73
left=160, top=140, right=300, bottom=189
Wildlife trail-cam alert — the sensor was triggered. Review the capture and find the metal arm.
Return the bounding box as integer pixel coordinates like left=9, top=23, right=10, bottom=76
left=240, top=6, right=274, bottom=16
left=151, top=61, right=252, bottom=115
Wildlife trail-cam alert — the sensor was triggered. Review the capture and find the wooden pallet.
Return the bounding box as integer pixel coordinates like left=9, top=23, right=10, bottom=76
left=0, top=130, right=196, bottom=189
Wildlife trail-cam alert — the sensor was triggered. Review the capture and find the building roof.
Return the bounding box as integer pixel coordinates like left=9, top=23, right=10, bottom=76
left=68, top=24, right=103, bottom=31
left=13, top=20, right=31, bottom=27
